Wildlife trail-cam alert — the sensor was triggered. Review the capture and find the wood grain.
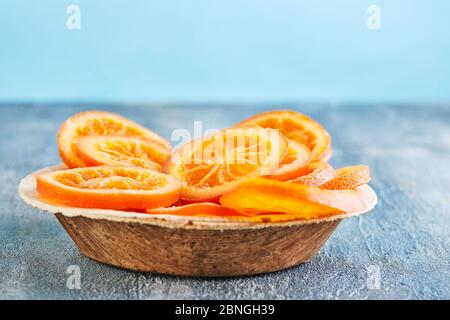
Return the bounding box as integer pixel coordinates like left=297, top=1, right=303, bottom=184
left=56, top=213, right=340, bottom=276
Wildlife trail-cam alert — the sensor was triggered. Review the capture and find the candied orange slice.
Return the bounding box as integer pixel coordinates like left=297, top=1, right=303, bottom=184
left=58, top=110, right=170, bottom=168
left=236, top=110, right=331, bottom=161
left=321, top=165, right=371, bottom=190
left=289, top=161, right=336, bottom=186
left=230, top=185, right=375, bottom=222
left=165, top=127, right=288, bottom=202
left=220, top=178, right=371, bottom=219
left=265, top=139, right=311, bottom=181
left=36, top=166, right=181, bottom=209
left=146, top=202, right=248, bottom=217
left=77, top=136, right=170, bottom=171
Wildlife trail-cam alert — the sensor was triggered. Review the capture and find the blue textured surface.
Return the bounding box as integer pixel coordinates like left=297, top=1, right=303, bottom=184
left=1, top=1, right=450, bottom=102
left=1, top=103, right=449, bottom=299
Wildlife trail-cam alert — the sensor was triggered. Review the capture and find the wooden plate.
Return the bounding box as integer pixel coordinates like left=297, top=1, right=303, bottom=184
left=18, top=166, right=377, bottom=276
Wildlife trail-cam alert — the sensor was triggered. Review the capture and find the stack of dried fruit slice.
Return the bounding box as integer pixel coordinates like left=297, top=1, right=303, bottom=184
left=38, top=110, right=179, bottom=210
left=57, top=110, right=171, bottom=168
left=33, top=109, right=375, bottom=222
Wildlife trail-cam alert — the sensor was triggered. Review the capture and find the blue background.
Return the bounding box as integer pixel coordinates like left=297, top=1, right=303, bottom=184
left=1, top=0, right=449, bottom=103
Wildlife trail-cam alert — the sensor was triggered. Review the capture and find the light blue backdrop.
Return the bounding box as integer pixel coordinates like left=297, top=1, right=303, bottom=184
left=1, top=0, right=449, bottom=103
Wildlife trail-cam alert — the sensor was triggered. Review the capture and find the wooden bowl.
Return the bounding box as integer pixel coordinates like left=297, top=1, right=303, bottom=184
left=18, top=166, right=377, bottom=277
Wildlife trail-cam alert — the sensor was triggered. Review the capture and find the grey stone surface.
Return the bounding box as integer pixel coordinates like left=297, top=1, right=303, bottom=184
left=0, top=103, right=449, bottom=300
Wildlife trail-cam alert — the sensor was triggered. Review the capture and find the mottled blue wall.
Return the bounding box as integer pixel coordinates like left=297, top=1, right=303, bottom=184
left=1, top=0, right=449, bottom=102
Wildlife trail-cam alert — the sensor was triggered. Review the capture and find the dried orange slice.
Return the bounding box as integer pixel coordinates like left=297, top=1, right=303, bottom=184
left=146, top=202, right=248, bottom=217
left=36, top=166, right=181, bottom=209
left=236, top=110, right=331, bottom=161
left=165, top=127, right=288, bottom=202
left=289, top=161, right=336, bottom=186
left=77, top=136, right=170, bottom=171
left=220, top=178, right=371, bottom=219
left=265, top=139, right=311, bottom=181
left=321, top=165, right=370, bottom=190
left=58, top=110, right=170, bottom=168
left=230, top=185, right=376, bottom=222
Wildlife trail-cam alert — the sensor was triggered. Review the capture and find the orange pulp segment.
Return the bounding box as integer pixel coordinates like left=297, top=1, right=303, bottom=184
left=77, top=136, right=171, bottom=171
